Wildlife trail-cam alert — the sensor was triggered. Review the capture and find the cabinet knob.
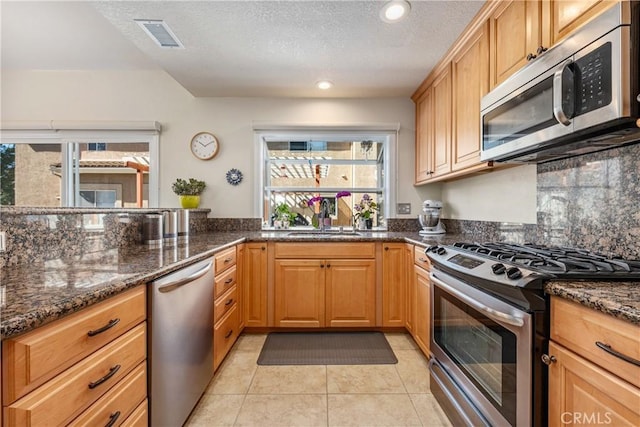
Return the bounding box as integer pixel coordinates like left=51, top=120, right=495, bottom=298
left=541, top=354, right=557, bottom=365
left=526, top=52, right=537, bottom=61
left=536, top=45, right=548, bottom=55
left=261, top=246, right=266, bottom=250
left=385, top=247, right=389, bottom=251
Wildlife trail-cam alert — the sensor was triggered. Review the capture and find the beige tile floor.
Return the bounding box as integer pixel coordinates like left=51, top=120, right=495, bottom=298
left=185, top=332, right=452, bottom=427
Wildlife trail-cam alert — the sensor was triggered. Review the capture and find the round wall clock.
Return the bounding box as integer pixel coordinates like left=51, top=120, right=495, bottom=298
left=190, top=132, right=219, bottom=160
left=226, top=168, right=243, bottom=185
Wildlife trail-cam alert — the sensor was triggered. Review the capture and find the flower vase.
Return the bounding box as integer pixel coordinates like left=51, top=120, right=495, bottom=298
left=358, top=219, right=367, bottom=230
left=179, top=195, right=200, bottom=209
left=365, top=218, right=373, bottom=229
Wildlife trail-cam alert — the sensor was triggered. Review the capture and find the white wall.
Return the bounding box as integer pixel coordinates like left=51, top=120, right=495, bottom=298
left=2, top=69, right=537, bottom=223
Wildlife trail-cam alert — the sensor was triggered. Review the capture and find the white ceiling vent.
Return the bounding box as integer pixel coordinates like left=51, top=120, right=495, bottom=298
left=134, top=19, right=184, bottom=49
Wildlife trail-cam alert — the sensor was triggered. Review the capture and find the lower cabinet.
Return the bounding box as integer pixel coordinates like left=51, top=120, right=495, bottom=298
left=274, top=258, right=376, bottom=327
left=244, top=242, right=269, bottom=327
left=213, top=245, right=242, bottom=371
left=413, top=264, right=431, bottom=356
left=382, top=243, right=407, bottom=327
left=404, top=244, right=416, bottom=334
left=273, top=243, right=377, bottom=328
left=2, top=286, right=148, bottom=426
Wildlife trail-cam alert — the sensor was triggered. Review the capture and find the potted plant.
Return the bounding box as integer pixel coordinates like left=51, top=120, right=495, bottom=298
left=172, top=178, right=206, bottom=209
left=354, top=194, right=378, bottom=229
left=274, top=202, right=296, bottom=229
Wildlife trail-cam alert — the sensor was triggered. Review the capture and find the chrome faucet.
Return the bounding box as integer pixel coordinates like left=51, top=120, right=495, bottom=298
left=319, top=199, right=330, bottom=231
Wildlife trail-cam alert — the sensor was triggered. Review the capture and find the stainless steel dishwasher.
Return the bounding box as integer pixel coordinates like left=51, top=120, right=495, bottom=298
left=148, top=257, right=215, bottom=426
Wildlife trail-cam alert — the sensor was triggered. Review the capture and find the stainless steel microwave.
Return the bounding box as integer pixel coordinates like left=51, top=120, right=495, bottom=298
left=480, top=2, right=639, bottom=163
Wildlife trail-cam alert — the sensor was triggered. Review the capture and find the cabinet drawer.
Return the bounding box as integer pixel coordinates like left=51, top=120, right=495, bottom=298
left=214, top=305, right=239, bottom=370
left=121, top=399, right=148, bottom=427
left=215, top=247, right=237, bottom=274
left=4, top=323, right=146, bottom=427
left=551, top=297, right=640, bottom=388
left=214, top=285, right=238, bottom=324
left=274, top=242, right=376, bottom=259
left=414, top=246, right=431, bottom=270
left=68, top=362, right=146, bottom=427
left=214, top=265, right=237, bottom=299
left=2, top=286, right=146, bottom=404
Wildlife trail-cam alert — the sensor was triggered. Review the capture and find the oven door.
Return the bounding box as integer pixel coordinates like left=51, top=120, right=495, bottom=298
left=430, top=269, right=532, bottom=427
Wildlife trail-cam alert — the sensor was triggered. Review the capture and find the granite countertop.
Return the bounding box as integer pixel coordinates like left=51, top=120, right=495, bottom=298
left=2, top=230, right=638, bottom=339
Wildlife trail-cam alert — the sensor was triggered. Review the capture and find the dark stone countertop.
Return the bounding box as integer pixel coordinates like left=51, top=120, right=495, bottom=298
left=2, top=230, right=638, bottom=339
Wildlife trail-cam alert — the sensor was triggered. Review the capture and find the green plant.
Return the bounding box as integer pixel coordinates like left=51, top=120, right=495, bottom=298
left=172, top=178, right=206, bottom=196
left=274, top=202, right=296, bottom=222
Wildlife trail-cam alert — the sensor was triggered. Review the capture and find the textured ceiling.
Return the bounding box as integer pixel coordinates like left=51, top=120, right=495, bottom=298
left=2, top=1, right=484, bottom=98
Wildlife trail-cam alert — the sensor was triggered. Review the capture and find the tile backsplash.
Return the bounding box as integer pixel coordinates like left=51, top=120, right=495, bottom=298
left=535, top=142, right=640, bottom=259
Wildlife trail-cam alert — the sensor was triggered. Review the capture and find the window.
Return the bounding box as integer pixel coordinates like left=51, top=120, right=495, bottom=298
left=87, top=142, right=107, bottom=151
left=256, top=130, right=396, bottom=229
left=0, top=128, right=159, bottom=208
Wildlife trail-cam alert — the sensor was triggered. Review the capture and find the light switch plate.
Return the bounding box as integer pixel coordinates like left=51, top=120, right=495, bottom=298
left=396, top=203, right=411, bottom=214
left=0, top=231, right=5, bottom=252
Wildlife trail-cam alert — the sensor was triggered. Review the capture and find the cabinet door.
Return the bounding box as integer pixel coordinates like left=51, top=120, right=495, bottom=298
left=490, top=0, right=543, bottom=87
left=236, top=244, right=245, bottom=331
left=415, top=87, right=434, bottom=184
left=548, top=341, right=640, bottom=427
left=452, top=20, right=489, bottom=172
left=325, top=259, right=376, bottom=327
left=382, top=243, right=406, bottom=327
left=274, top=260, right=325, bottom=327
left=405, top=245, right=416, bottom=334
left=243, top=243, right=268, bottom=327
left=550, top=0, right=618, bottom=45
left=414, top=265, right=431, bottom=356
left=432, top=64, right=452, bottom=178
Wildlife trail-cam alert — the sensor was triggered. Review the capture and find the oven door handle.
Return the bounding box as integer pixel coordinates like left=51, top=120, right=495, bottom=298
left=430, top=273, right=525, bottom=327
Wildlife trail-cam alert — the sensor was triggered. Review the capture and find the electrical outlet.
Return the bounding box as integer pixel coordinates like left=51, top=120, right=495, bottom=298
left=396, top=203, right=411, bottom=214
left=0, top=231, right=5, bottom=252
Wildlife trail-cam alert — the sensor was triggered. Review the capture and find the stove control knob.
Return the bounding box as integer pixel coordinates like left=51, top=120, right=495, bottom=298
left=506, top=267, right=523, bottom=280
left=491, top=263, right=506, bottom=275
left=436, top=247, right=447, bottom=255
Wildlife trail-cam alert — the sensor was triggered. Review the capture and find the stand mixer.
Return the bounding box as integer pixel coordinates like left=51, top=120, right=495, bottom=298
left=418, top=200, right=446, bottom=235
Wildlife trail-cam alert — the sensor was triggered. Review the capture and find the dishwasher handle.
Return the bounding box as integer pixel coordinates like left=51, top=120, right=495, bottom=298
left=158, top=261, right=213, bottom=293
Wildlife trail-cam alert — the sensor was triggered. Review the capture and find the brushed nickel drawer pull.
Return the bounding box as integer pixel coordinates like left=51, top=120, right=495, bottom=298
left=224, top=278, right=233, bottom=284
left=418, top=257, right=428, bottom=262
left=105, top=411, right=121, bottom=427
left=595, top=341, right=640, bottom=366
left=88, top=364, right=121, bottom=389
left=224, top=257, right=233, bottom=263
left=87, top=318, right=120, bottom=337
left=225, top=330, right=233, bottom=339
left=225, top=298, right=234, bottom=306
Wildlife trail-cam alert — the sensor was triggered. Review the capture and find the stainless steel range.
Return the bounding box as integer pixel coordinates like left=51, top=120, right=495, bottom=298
left=425, top=242, right=640, bottom=427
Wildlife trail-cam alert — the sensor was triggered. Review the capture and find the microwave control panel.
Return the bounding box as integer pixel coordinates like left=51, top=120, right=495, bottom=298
left=574, top=42, right=612, bottom=116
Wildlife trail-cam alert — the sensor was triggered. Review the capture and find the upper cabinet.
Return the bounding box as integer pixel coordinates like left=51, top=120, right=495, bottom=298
left=412, top=0, right=622, bottom=185
left=550, top=0, right=619, bottom=44
left=489, top=0, right=547, bottom=88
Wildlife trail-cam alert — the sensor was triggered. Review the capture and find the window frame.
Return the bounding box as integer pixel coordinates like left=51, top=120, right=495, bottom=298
left=254, top=129, right=397, bottom=229
left=0, top=129, right=159, bottom=207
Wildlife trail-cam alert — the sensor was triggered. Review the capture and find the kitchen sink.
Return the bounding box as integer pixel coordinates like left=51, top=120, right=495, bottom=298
left=286, top=230, right=362, bottom=236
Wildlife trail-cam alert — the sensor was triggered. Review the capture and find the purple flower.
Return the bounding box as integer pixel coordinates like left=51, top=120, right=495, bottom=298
left=336, top=191, right=351, bottom=199
left=307, top=196, right=323, bottom=207
left=362, top=194, right=371, bottom=201
left=354, top=204, right=362, bottom=212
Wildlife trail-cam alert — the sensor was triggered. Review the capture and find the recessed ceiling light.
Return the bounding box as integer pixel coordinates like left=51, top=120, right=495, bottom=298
left=380, top=0, right=411, bottom=23
left=135, top=19, right=184, bottom=49
left=316, top=80, right=333, bottom=90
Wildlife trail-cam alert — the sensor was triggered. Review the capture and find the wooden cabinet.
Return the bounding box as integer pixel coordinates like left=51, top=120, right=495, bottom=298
left=415, top=86, right=434, bottom=183
left=489, top=0, right=547, bottom=87
left=404, top=244, right=416, bottom=334
left=432, top=64, right=453, bottom=178
left=547, top=297, right=640, bottom=426
left=452, top=20, right=490, bottom=171
left=2, top=287, right=147, bottom=426
left=273, top=243, right=377, bottom=328
left=274, top=260, right=325, bottom=327
left=550, top=0, right=620, bottom=45
left=244, top=242, right=268, bottom=327
left=382, top=243, right=406, bottom=327
left=413, top=263, right=431, bottom=357
left=237, top=243, right=246, bottom=331
left=548, top=341, right=640, bottom=426
left=213, top=245, right=241, bottom=371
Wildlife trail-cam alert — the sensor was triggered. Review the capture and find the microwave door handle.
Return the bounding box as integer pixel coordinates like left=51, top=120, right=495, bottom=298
left=553, top=59, right=573, bottom=126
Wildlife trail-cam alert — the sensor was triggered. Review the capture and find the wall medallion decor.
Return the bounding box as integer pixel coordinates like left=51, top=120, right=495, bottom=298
left=226, top=168, right=243, bottom=185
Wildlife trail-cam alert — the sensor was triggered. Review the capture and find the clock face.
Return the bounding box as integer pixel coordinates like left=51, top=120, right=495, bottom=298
left=190, top=132, right=219, bottom=160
